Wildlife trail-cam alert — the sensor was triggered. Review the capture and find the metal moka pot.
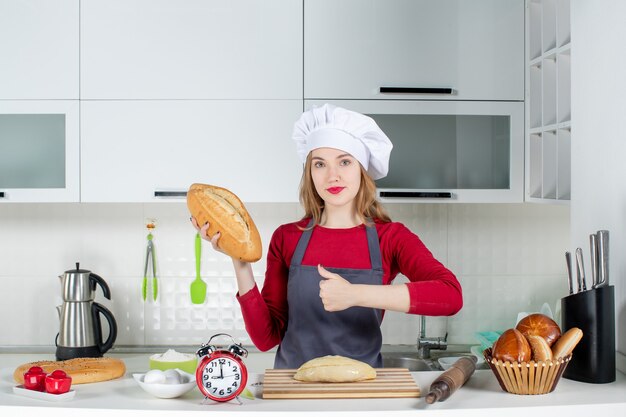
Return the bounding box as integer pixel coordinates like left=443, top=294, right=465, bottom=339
left=55, top=263, right=118, bottom=361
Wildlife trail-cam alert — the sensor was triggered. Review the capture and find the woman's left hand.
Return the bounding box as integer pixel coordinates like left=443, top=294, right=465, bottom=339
left=318, top=265, right=356, bottom=311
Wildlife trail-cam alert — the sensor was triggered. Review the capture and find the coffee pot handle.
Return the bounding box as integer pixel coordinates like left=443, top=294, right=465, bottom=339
left=92, top=302, right=117, bottom=355
left=90, top=273, right=111, bottom=300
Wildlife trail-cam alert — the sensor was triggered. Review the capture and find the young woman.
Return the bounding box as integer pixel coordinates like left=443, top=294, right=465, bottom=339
left=192, top=104, right=462, bottom=369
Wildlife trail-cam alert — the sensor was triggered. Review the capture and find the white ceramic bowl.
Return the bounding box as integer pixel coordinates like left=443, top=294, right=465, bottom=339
left=437, top=356, right=464, bottom=370
left=133, top=369, right=197, bottom=399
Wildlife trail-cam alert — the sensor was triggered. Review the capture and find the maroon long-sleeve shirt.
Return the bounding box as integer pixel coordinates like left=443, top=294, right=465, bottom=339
left=237, top=218, right=463, bottom=351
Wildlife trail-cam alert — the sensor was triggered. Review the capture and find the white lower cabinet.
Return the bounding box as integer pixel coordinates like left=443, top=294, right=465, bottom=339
left=80, top=101, right=303, bottom=203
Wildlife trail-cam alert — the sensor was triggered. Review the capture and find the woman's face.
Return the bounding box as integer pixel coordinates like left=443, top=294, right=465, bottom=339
left=310, top=147, right=362, bottom=210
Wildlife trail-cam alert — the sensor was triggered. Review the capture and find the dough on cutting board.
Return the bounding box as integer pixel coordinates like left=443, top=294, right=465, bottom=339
left=293, top=355, right=376, bottom=382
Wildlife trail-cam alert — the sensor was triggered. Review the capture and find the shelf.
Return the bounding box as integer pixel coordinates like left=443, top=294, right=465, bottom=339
left=526, top=0, right=571, bottom=203
left=529, top=64, right=542, bottom=129
left=556, top=0, right=571, bottom=47
left=529, top=1, right=542, bottom=60
left=542, top=55, right=557, bottom=126
left=542, top=130, right=558, bottom=199
left=557, top=128, right=571, bottom=200
left=542, top=0, right=557, bottom=53
left=529, top=133, right=543, bottom=198
left=557, top=49, right=571, bottom=123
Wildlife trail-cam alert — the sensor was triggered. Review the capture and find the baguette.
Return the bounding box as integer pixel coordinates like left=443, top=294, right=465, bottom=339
left=551, top=327, right=583, bottom=359
left=14, top=357, right=126, bottom=385
left=187, top=183, right=262, bottom=262
left=294, top=355, right=376, bottom=382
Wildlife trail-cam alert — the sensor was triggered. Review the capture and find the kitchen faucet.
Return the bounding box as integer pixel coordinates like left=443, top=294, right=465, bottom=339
left=417, top=315, right=447, bottom=359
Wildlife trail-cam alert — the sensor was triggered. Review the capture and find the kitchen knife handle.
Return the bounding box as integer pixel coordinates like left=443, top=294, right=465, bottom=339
left=379, top=87, right=454, bottom=95
left=589, top=234, right=598, bottom=288
left=596, top=230, right=609, bottom=287
left=575, top=247, right=586, bottom=292
left=565, top=251, right=574, bottom=295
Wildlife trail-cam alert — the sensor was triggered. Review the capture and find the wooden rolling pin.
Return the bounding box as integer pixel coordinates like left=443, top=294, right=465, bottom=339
left=425, top=356, right=477, bottom=404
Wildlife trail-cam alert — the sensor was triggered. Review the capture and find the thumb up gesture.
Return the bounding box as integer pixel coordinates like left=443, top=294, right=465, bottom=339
left=318, top=264, right=356, bottom=312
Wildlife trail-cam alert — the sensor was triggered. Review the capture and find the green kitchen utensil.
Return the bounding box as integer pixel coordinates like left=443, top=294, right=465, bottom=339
left=190, top=232, right=207, bottom=304
left=143, top=221, right=158, bottom=302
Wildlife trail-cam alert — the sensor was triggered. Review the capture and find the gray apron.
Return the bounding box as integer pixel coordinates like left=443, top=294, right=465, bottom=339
left=274, top=219, right=384, bottom=369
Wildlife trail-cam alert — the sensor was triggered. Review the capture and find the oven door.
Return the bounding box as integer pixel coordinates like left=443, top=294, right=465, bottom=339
left=305, top=100, right=524, bottom=203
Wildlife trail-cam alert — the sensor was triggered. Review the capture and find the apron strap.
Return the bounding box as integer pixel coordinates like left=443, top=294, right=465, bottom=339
left=292, top=218, right=383, bottom=271
left=290, top=218, right=316, bottom=267
left=365, top=221, right=383, bottom=271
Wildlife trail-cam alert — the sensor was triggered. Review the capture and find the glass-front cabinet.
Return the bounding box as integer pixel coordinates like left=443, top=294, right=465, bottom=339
left=305, top=100, right=524, bottom=203
left=0, top=101, right=79, bottom=202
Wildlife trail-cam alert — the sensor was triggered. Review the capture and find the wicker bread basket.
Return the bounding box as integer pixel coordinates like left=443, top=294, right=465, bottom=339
left=483, top=348, right=572, bottom=395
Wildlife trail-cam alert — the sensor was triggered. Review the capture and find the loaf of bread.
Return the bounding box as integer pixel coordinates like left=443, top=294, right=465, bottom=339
left=516, top=313, right=561, bottom=347
left=293, top=355, right=376, bottom=383
left=187, top=183, right=262, bottom=262
left=527, top=335, right=553, bottom=361
left=13, top=357, right=126, bottom=385
left=551, top=327, right=583, bottom=359
left=492, top=329, right=531, bottom=363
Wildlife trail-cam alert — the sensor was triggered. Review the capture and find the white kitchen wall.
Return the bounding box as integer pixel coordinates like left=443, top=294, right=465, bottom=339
left=0, top=202, right=569, bottom=350
left=571, top=0, right=626, bottom=372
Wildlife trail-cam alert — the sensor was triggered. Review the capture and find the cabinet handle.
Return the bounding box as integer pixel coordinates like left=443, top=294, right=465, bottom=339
left=154, top=190, right=187, bottom=198
left=379, top=87, right=454, bottom=95
left=0, top=191, right=5, bottom=198
left=379, top=191, right=452, bottom=199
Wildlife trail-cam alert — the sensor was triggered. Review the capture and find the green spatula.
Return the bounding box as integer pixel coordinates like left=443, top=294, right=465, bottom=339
left=190, top=232, right=207, bottom=304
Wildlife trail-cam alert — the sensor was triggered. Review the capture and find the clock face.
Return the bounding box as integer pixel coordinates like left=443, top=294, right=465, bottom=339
left=197, top=353, right=247, bottom=401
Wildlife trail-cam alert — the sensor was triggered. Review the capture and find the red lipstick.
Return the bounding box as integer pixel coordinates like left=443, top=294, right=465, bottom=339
left=327, top=187, right=345, bottom=195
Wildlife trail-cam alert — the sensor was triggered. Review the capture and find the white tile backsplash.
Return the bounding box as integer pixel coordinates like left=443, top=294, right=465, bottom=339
left=0, top=202, right=569, bottom=349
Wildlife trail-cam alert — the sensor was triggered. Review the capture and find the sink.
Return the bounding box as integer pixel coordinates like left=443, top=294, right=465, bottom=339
left=381, top=348, right=489, bottom=371
left=381, top=353, right=440, bottom=371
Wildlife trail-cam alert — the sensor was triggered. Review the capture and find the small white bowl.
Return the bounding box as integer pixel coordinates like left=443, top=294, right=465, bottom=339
left=437, top=351, right=485, bottom=370
left=133, top=369, right=197, bottom=399
left=438, top=356, right=464, bottom=370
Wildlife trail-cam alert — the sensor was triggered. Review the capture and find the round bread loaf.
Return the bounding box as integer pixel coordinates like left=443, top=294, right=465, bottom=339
left=187, top=183, right=262, bottom=262
left=14, top=357, right=126, bottom=385
left=492, top=328, right=531, bottom=363
left=516, top=313, right=561, bottom=347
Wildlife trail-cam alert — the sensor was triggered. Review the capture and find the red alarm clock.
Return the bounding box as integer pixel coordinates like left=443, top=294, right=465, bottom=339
left=195, top=333, right=248, bottom=402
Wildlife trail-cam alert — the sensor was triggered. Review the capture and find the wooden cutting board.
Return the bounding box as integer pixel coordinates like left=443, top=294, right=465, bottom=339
left=262, top=368, right=420, bottom=399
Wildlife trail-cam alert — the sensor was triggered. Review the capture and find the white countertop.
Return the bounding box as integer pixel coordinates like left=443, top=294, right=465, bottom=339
left=1, top=352, right=625, bottom=417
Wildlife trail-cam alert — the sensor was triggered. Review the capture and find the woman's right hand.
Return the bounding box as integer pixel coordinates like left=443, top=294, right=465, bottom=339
left=190, top=217, right=224, bottom=255
left=191, top=217, right=255, bottom=295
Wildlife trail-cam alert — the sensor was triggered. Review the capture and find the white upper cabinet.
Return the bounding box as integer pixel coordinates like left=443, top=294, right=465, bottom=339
left=80, top=100, right=303, bottom=203
left=304, top=0, right=524, bottom=101
left=0, top=0, right=79, bottom=99
left=0, top=101, right=80, bottom=202
left=80, top=0, right=302, bottom=99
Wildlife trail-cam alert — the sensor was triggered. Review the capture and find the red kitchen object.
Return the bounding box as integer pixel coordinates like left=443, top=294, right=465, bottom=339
left=44, top=370, right=72, bottom=395
left=23, top=366, right=47, bottom=391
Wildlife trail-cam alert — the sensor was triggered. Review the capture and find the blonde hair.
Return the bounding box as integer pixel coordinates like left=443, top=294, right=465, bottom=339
left=299, top=153, right=391, bottom=227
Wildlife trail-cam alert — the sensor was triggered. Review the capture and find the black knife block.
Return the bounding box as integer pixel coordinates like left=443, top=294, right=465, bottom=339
left=560, top=285, right=615, bottom=383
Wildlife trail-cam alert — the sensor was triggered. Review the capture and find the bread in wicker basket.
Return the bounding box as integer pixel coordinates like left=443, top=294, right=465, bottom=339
left=483, top=347, right=572, bottom=395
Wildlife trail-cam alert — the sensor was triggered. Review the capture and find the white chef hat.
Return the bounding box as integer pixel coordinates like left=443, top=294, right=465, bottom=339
left=292, top=104, right=393, bottom=180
